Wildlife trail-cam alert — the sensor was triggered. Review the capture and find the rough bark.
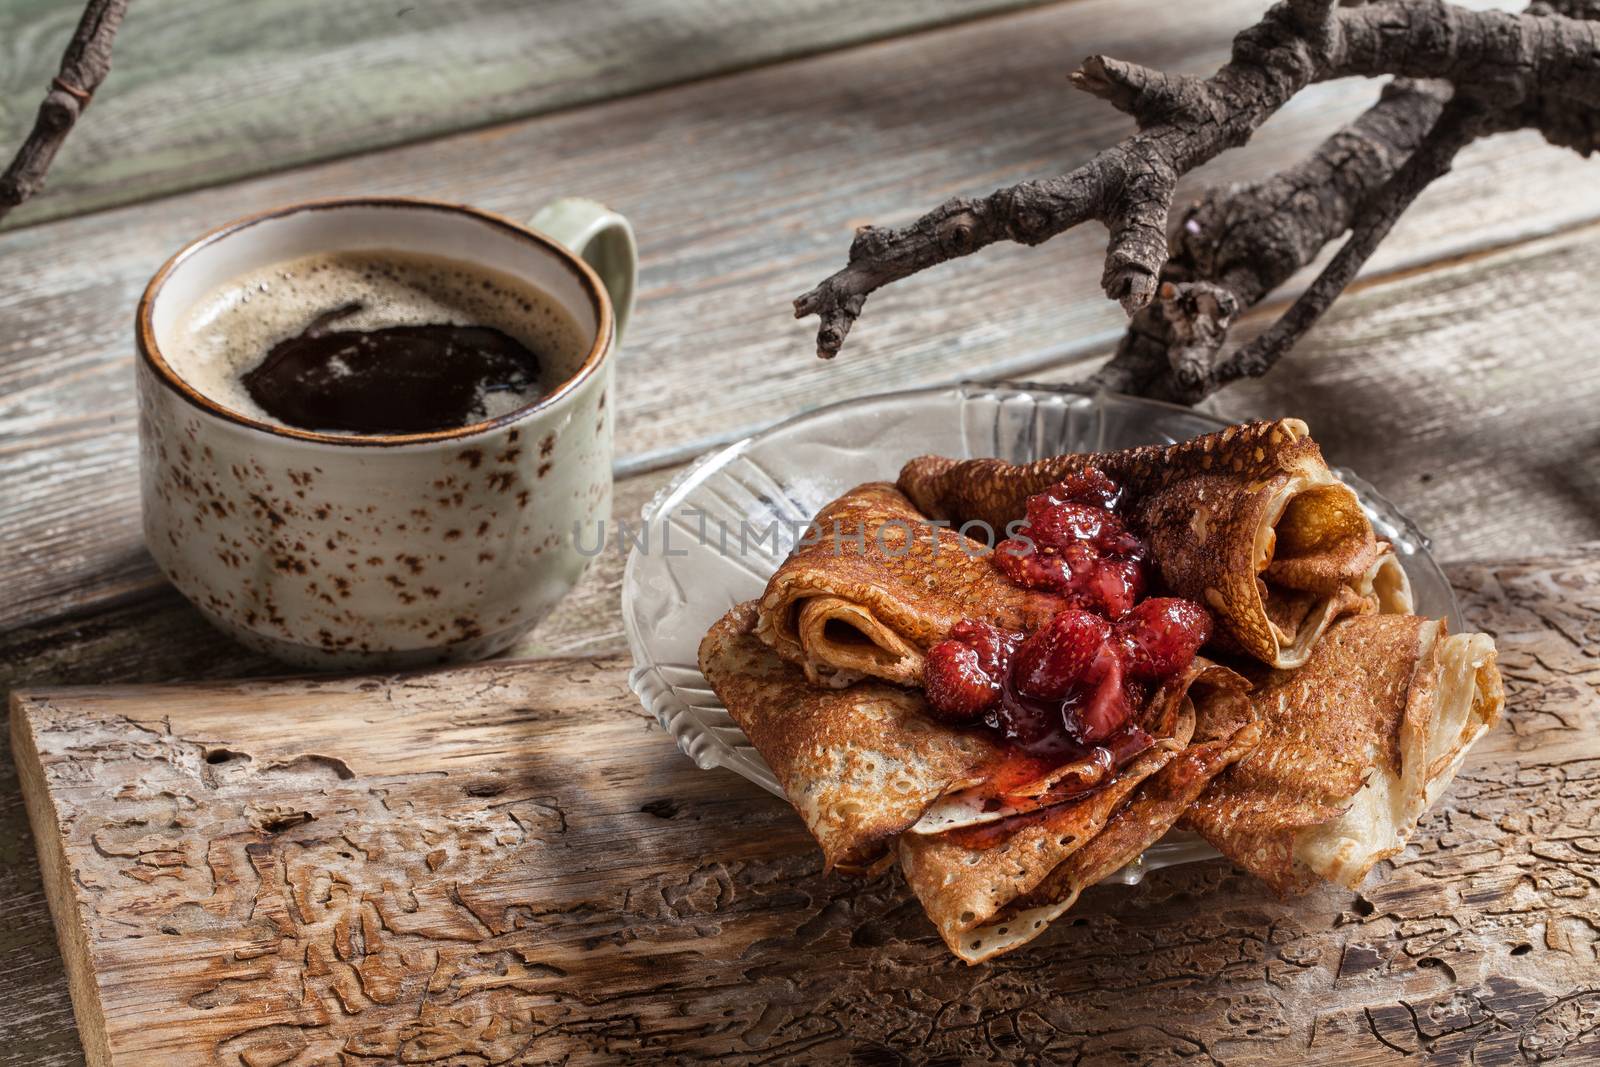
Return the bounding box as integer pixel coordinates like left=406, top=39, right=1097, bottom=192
left=1089, top=77, right=1451, bottom=401
left=0, top=0, right=129, bottom=225
left=11, top=549, right=1600, bottom=1065
left=796, top=0, right=1600, bottom=404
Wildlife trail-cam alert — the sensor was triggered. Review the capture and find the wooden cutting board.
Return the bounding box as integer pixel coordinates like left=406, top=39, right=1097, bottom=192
left=11, top=550, right=1600, bottom=1066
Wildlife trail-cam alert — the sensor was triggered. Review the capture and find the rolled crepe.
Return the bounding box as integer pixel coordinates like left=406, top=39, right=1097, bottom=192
left=897, top=419, right=1411, bottom=669
left=755, top=482, right=1068, bottom=686
left=899, top=662, right=1258, bottom=963
left=1183, top=613, right=1504, bottom=894
left=700, top=602, right=1008, bottom=869
left=700, top=605, right=1258, bottom=892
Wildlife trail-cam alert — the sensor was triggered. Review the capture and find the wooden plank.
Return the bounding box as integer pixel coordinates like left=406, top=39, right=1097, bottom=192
left=0, top=739, right=81, bottom=1067
left=2, top=2, right=1593, bottom=1060
left=10, top=546, right=1599, bottom=1065
left=0, top=457, right=665, bottom=1066
left=0, top=0, right=1052, bottom=230
left=3, top=0, right=1599, bottom=633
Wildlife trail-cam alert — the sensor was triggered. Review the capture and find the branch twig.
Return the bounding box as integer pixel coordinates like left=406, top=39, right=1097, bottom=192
left=1088, top=77, right=1452, bottom=400
left=0, top=0, right=131, bottom=225
left=795, top=0, right=1600, bottom=385
left=1200, top=99, right=1486, bottom=396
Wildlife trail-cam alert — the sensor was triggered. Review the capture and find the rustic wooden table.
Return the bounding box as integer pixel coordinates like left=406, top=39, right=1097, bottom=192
left=1, top=1, right=1597, bottom=1063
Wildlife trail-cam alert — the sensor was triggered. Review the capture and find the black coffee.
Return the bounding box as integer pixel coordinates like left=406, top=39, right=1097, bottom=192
left=242, top=302, right=545, bottom=434
left=170, top=250, right=586, bottom=434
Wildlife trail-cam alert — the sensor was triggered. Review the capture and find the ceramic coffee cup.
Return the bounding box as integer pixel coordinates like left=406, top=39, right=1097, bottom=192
left=137, top=196, right=635, bottom=669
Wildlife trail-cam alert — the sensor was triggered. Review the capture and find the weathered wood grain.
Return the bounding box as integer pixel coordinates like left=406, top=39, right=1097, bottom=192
left=0, top=461, right=664, bottom=1067
left=0, top=734, right=81, bottom=1067
left=0, top=0, right=1051, bottom=230
left=4, top=3, right=1598, bottom=1060
left=11, top=546, right=1599, bottom=1065
left=9, top=201, right=1599, bottom=637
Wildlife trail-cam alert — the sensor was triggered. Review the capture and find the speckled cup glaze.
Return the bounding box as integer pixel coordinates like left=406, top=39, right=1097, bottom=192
left=137, top=197, right=636, bottom=670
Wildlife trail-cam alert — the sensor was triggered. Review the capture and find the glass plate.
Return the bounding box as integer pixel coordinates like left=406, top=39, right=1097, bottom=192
left=621, top=382, right=1457, bottom=885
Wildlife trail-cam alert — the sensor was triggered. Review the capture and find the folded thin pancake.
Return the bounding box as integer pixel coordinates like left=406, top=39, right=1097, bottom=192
left=755, top=482, right=1068, bottom=686
left=941, top=722, right=1261, bottom=965
left=910, top=732, right=1149, bottom=833
left=897, top=419, right=1410, bottom=669
left=900, top=664, right=1259, bottom=963
left=700, top=602, right=1008, bottom=869
left=1183, top=613, right=1504, bottom=895
left=702, top=604, right=1252, bottom=885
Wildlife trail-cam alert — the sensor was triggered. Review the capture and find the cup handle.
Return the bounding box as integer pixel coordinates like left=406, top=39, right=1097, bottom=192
left=530, top=197, right=637, bottom=343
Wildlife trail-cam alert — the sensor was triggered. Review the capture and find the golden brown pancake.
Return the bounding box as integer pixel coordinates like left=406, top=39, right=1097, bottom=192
left=699, top=605, right=1259, bottom=921
left=1183, top=613, right=1504, bottom=894
left=897, top=419, right=1409, bottom=669
left=696, top=427, right=1496, bottom=965
left=755, top=482, right=1068, bottom=686
left=899, top=662, right=1258, bottom=963
left=699, top=603, right=1007, bottom=869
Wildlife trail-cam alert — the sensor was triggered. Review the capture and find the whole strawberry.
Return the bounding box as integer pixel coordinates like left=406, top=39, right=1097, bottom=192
left=1011, top=609, right=1112, bottom=700
left=923, top=621, right=1023, bottom=723
left=922, top=641, right=996, bottom=723
left=1116, top=597, right=1213, bottom=679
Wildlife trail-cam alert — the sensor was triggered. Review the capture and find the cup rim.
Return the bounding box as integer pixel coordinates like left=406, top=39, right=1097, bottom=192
left=136, top=195, right=615, bottom=448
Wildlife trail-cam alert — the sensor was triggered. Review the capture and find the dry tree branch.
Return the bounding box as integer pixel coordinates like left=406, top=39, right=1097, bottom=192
left=1088, top=77, right=1452, bottom=400
left=0, top=0, right=131, bottom=225
left=794, top=0, right=1600, bottom=404
left=1200, top=97, right=1487, bottom=395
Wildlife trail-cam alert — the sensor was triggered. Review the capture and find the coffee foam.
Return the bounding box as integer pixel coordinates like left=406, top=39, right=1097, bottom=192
left=168, top=249, right=588, bottom=431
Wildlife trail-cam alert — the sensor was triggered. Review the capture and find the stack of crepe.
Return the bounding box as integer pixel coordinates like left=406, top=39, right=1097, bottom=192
left=698, top=419, right=1504, bottom=963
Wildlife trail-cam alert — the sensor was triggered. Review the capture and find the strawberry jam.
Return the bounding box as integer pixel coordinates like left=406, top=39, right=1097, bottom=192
left=921, top=467, right=1213, bottom=773
left=993, top=467, right=1149, bottom=615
